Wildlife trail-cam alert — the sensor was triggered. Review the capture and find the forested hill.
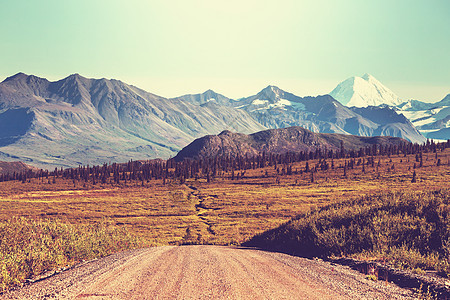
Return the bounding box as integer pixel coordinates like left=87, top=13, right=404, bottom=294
left=174, top=126, right=409, bottom=161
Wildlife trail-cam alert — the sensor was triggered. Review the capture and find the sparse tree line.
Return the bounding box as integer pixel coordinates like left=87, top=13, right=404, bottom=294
left=1, top=139, right=449, bottom=185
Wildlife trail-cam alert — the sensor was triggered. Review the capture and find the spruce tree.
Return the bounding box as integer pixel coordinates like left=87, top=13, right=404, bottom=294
left=411, top=170, right=417, bottom=183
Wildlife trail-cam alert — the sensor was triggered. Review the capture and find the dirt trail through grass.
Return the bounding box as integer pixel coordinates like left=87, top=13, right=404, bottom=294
left=3, top=246, right=415, bottom=299
left=188, top=185, right=217, bottom=237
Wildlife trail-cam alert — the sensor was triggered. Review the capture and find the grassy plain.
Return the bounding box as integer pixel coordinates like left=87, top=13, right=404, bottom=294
left=0, top=149, right=449, bottom=246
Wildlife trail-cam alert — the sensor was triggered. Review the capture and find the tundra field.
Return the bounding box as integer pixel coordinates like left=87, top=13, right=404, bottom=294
left=0, top=148, right=449, bottom=292
left=1, top=149, right=449, bottom=245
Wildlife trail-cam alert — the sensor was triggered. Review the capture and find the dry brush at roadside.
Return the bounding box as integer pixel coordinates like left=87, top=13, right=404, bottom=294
left=244, top=189, right=450, bottom=278
left=0, top=217, right=148, bottom=292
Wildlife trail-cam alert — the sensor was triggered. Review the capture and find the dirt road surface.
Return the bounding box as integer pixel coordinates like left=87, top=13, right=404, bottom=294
left=3, top=246, right=414, bottom=299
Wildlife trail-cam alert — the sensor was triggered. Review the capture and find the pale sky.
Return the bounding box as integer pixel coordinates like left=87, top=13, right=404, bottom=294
left=1, top=0, right=449, bottom=102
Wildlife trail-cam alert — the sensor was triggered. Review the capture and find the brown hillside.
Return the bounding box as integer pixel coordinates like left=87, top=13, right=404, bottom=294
left=0, top=161, right=39, bottom=175
left=174, top=126, right=408, bottom=161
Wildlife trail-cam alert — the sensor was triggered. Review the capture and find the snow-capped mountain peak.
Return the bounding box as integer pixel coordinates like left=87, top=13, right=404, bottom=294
left=330, top=74, right=402, bottom=107
left=246, top=86, right=306, bottom=111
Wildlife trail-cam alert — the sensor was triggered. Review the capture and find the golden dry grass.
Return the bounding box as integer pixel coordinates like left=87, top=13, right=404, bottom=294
left=0, top=149, right=448, bottom=246
left=0, top=217, right=146, bottom=292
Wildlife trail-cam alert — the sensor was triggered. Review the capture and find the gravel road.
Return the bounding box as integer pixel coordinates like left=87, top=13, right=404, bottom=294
left=3, top=245, right=415, bottom=299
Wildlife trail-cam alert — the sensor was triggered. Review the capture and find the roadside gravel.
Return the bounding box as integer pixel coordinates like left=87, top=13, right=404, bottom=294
left=2, top=245, right=415, bottom=299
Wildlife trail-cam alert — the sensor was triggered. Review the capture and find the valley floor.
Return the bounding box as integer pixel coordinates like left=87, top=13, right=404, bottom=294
left=0, top=149, right=449, bottom=246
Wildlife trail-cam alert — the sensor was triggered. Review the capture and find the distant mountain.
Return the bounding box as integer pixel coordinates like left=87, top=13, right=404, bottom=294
left=232, top=85, right=307, bottom=111
left=174, top=126, right=409, bottom=161
left=395, top=94, right=450, bottom=140
left=0, top=73, right=265, bottom=168
left=0, top=161, right=38, bottom=175
left=171, top=90, right=234, bottom=106
left=224, top=85, right=424, bottom=143
left=349, top=106, right=425, bottom=142
left=326, top=73, right=449, bottom=140
left=330, top=74, right=403, bottom=107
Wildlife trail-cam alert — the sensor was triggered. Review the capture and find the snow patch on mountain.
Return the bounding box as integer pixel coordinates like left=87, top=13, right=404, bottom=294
left=250, top=98, right=305, bottom=110
left=271, top=99, right=305, bottom=110
left=251, top=99, right=269, bottom=106
left=330, top=74, right=402, bottom=107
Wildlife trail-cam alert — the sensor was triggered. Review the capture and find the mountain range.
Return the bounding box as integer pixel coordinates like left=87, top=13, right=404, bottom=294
left=0, top=73, right=264, bottom=168
left=0, top=72, right=445, bottom=168
left=175, top=85, right=424, bottom=144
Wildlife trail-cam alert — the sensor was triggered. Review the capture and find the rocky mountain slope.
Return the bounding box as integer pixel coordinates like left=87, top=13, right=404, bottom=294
left=0, top=73, right=265, bottom=168
left=174, top=126, right=408, bottom=161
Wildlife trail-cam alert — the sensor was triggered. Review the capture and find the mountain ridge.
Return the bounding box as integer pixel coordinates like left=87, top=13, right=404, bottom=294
left=194, top=84, right=425, bottom=143
left=171, top=89, right=234, bottom=106
left=395, top=93, right=450, bottom=140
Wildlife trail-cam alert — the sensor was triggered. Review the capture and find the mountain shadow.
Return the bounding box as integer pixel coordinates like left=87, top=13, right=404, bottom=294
left=0, top=108, right=34, bottom=146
